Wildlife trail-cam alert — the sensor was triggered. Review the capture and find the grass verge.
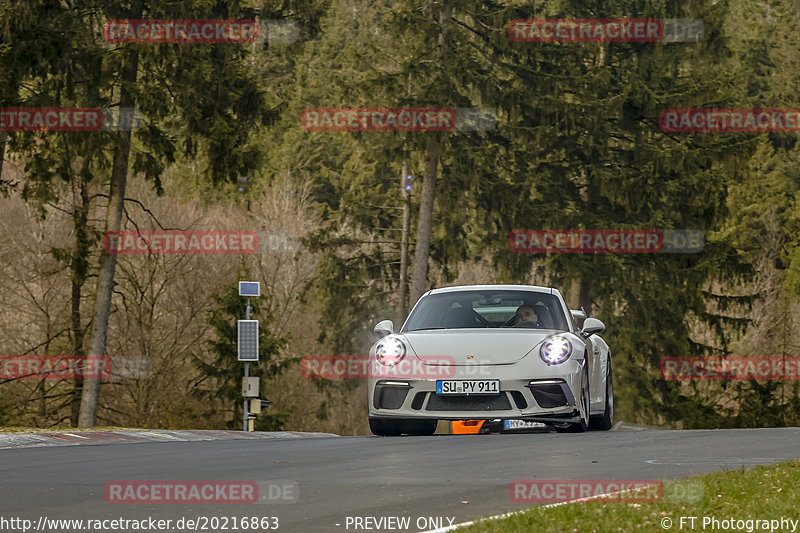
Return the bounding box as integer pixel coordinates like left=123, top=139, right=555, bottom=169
left=457, top=460, right=800, bottom=532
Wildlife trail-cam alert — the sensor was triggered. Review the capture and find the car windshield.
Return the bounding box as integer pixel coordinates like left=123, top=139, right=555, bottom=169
left=402, top=290, right=569, bottom=332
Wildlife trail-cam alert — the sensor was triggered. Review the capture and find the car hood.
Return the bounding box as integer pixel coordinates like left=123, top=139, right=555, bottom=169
left=401, top=329, right=557, bottom=365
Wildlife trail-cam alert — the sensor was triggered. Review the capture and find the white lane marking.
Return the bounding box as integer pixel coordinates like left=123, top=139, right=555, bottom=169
left=645, top=458, right=786, bottom=465
left=421, top=485, right=659, bottom=532
left=60, top=433, right=90, bottom=439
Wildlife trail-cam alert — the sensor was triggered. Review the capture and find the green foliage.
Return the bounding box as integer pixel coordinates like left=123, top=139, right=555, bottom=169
left=279, top=0, right=763, bottom=427
left=3, top=0, right=800, bottom=432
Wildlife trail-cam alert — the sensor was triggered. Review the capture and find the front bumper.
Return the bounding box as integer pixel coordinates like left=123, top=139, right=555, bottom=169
left=368, top=359, right=584, bottom=423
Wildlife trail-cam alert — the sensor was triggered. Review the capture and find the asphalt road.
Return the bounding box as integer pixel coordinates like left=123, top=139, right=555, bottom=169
left=1, top=428, right=799, bottom=533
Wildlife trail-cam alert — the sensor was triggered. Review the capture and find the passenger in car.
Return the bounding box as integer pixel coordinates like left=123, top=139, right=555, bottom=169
left=512, top=305, right=541, bottom=328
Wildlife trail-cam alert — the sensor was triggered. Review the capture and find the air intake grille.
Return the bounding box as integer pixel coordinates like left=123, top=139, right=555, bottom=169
left=426, top=393, right=511, bottom=412
left=374, top=385, right=409, bottom=410
left=529, top=384, right=568, bottom=408
left=510, top=390, right=528, bottom=409
left=411, top=392, right=426, bottom=410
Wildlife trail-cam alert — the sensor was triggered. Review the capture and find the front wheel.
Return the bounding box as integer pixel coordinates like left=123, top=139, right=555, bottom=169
left=590, top=358, right=613, bottom=431
left=556, top=364, right=589, bottom=433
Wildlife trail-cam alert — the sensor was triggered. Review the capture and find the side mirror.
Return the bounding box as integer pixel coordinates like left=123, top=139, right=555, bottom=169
left=580, top=318, right=605, bottom=338
left=571, top=307, right=589, bottom=329
left=374, top=319, right=394, bottom=338
left=570, top=309, right=586, bottom=321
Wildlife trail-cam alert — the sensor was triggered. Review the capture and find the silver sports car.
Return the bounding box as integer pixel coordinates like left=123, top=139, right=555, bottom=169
left=367, top=284, right=613, bottom=436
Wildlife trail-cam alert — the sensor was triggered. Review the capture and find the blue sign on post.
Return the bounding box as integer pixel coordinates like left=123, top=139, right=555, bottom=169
left=239, top=281, right=260, bottom=297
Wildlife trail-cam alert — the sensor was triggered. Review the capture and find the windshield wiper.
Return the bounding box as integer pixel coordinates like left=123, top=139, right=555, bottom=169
left=406, top=327, right=447, bottom=331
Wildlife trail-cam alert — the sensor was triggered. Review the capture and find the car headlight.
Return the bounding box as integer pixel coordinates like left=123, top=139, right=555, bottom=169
left=375, top=337, right=406, bottom=366
left=540, top=335, right=573, bottom=365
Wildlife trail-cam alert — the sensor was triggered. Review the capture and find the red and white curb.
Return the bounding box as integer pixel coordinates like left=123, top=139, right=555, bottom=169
left=0, top=429, right=338, bottom=449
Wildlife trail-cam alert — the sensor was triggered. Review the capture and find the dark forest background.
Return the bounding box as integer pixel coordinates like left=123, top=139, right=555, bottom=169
left=1, top=0, right=799, bottom=433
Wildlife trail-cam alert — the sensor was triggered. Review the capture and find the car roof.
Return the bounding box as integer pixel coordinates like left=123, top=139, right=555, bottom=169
left=426, top=284, right=556, bottom=296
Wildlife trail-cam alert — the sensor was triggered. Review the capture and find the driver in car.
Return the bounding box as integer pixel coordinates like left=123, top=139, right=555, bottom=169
left=512, top=305, right=541, bottom=328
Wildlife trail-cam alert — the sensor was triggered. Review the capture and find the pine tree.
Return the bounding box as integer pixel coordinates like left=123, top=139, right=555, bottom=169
left=194, top=281, right=291, bottom=430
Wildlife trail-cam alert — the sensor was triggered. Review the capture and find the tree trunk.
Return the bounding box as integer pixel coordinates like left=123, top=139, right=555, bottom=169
left=408, top=3, right=449, bottom=307
left=409, top=136, right=440, bottom=305
left=398, top=162, right=410, bottom=323
left=70, top=163, right=91, bottom=426
left=78, top=8, right=141, bottom=426
left=569, top=278, right=593, bottom=325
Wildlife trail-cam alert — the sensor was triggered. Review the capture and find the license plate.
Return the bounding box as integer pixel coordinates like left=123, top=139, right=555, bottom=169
left=436, top=380, right=499, bottom=395
left=504, top=419, right=546, bottom=430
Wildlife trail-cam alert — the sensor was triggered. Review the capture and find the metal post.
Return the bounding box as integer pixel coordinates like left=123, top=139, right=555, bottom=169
left=243, top=298, right=251, bottom=432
